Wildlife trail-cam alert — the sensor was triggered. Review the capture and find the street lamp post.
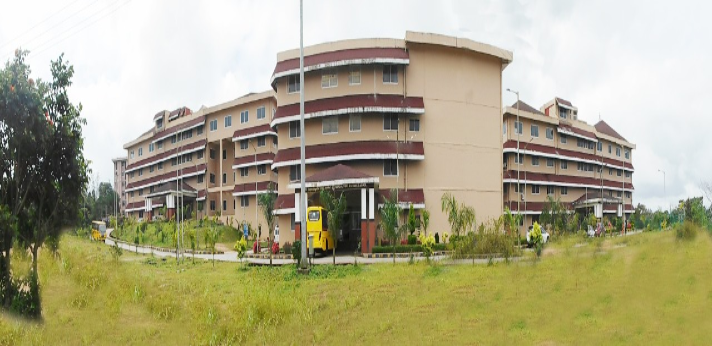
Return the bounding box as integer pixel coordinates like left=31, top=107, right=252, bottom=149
left=298, top=0, right=308, bottom=271
left=506, top=89, right=520, bottom=233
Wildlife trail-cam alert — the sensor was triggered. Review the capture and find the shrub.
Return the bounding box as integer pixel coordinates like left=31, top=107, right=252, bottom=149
left=252, top=241, right=260, bottom=253
left=271, top=242, right=280, bottom=254
left=530, top=222, right=544, bottom=257
left=234, top=237, right=248, bottom=261
left=419, top=234, right=436, bottom=258
left=675, top=221, right=698, bottom=241
left=283, top=241, right=292, bottom=255
left=434, top=232, right=440, bottom=244
left=371, top=244, right=446, bottom=254
left=400, top=239, right=408, bottom=245
left=407, top=234, right=417, bottom=245
left=292, top=240, right=302, bottom=266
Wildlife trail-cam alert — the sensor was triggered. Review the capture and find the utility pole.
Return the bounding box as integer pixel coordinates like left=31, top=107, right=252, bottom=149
left=298, top=0, right=308, bottom=272
left=506, top=89, right=520, bottom=239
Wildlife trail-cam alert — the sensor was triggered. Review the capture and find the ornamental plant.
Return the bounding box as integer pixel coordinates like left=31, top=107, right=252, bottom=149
left=530, top=222, right=543, bottom=257
left=419, top=233, right=436, bottom=259
left=234, top=237, right=248, bottom=262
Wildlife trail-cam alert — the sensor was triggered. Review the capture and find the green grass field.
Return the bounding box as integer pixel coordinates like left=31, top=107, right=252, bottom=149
left=110, top=220, right=243, bottom=250
left=1, top=230, right=711, bottom=345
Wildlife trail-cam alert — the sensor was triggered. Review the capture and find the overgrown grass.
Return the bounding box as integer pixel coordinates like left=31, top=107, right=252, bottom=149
left=2, top=231, right=712, bottom=345
left=110, top=220, right=239, bottom=250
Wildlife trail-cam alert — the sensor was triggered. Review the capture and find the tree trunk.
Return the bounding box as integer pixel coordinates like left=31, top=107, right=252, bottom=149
left=393, top=239, right=396, bottom=264
left=332, top=244, right=336, bottom=266
left=30, top=245, right=42, bottom=318
left=1, top=251, right=11, bottom=309
left=269, top=236, right=273, bottom=266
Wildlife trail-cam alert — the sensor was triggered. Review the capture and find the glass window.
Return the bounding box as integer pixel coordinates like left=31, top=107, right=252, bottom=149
left=197, top=174, right=204, bottom=183
left=546, top=158, right=554, bottom=167
left=383, top=159, right=398, bottom=176
left=560, top=135, right=567, bottom=144
left=257, top=137, right=266, bottom=147
left=350, top=114, right=361, bottom=132
left=225, top=115, right=232, bottom=128
left=322, top=117, right=338, bottom=134
left=514, top=121, right=523, bottom=135
left=222, top=173, right=227, bottom=184
left=240, top=110, right=248, bottom=124
left=616, top=147, right=621, bottom=157
left=158, top=162, right=163, bottom=170
left=210, top=200, right=215, bottom=211
left=209, top=173, right=215, bottom=184
left=532, top=157, right=539, bottom=166
left=308, top=210, right=320, bottom=221
left=546, top=128, right=554, bottom=140
left=560, top=161, right=567, bottom=169
left=289, top=166, right=301, bottom=182
left=383, top=114, right=398, bottom=131
left=561, top=186, right=568, bottom=195
left=197, top=150, right=204, bottom=159
left=210, top=119, right=218, bottom=131
left=547, top=186, right=555, bottom=195
left=532, top=185, right=540, bottom=194
left=157, top=141, right=163, bottom=149
left=257, top=106, right=266, bottom=120
left=156, top=118, right=163, bottom=129
left=138, top=147, right=143, bottom=156
left=240, top=167, right=249, bottom=177
left=258, top=165, right=266, bottom=175
left=409, top=119, right=420, bottom=132
left=531, top=125, right=539, bottom=137
left=288, top=75, right=300, bottom=93
left=241, top=196, right=249, bottom=207
left=597, top=141, right=603, bottom=152
left=240, top=140, right=248, bottom=150
left=289, top=121, right=301, bottom=138
left=321, top=69, right=337, bottom=88
left=348, top=67, right=361, bottom=85
left=625, top=149, right=630, bottom=159
left=197, top=125, right=204, bottom=135
left=149, top=165, right=154, bottom=173
left=382, top=65, right=398, bottom=84
left=149, top=143, right=154, bottom=153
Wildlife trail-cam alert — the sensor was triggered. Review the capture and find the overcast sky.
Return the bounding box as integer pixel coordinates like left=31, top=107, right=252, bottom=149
left=1, top=0, right=710, bottom=210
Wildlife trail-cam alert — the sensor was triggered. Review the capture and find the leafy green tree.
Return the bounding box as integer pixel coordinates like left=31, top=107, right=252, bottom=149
left=441, top=193, right=476, bottom=237
left=380, top=190, right=403, bottom=263
left=320, top=189, right=348, bottom=265
left=0, top=51, right=88, bottom=316
left=406, top=204, right=419, bottom=236
left=421, top=209, right=430, bottom=236
left=188, top=228, right=196, bottom=263
left=257, top=183, right=277, bottom=265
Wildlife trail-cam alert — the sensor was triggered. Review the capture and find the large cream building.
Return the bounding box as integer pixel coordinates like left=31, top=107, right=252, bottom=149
left=502, top=98, right=635, bottom=232
left=122, top=31, right=513, bottom=251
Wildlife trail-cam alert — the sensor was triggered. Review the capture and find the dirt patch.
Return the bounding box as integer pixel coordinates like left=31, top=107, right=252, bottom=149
left=215, top=243, right=232, bottom=253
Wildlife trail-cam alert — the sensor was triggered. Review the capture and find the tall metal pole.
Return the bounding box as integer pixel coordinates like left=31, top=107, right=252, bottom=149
left=299, top=0, right=308, bottom=270
left=506, top=89, right=520, bottom=233
left=621, top=145, right=625, bottom=234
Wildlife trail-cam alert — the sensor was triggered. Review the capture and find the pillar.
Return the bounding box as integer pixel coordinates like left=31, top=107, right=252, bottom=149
left=360, top=188, right=376, bottom=253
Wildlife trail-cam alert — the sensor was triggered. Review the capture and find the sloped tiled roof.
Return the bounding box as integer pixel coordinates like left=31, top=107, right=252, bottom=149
left=305, top=164, right=373, bottom=183
left=555, top=97, right=573, bottom=107
left=510, top=100, right=545, bottom=115
left=594, top=120, right=628, bottom=142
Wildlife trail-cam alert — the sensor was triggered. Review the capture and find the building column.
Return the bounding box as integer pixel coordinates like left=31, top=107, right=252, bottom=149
left=361, top=188, right=376, bottom=253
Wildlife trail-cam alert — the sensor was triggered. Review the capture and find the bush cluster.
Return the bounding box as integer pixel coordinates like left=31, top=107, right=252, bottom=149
left=675, top=221, right=698, bottom=241
left=372, top=243, right=447, bottom=254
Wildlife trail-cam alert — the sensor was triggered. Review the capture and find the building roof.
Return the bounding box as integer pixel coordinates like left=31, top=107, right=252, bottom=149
left=555, top=97, right=573, bottom=107
left=305, top=164, right=373, bottom=183
left=594, top=120, right=628, bottom=142
left=510, top=100, right=544, bottom=115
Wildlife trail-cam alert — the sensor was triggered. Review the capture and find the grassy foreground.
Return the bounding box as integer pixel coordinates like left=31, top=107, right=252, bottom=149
left=1, top=231, right=711, bottom=345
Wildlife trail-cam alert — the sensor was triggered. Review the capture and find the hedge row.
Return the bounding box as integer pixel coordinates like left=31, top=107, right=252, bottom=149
left=372, top=243, right=447, bottom=254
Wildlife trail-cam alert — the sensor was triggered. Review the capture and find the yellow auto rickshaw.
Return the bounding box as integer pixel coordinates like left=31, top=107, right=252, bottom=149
left=91, top=221, right=107, bottom=241
left=306, top=206, right=335, bottom=253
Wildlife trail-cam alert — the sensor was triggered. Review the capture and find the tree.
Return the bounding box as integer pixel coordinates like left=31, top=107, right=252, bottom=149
left=406, top=204, right=419, bottom=236
left=421, top=209, right=430, bottom=236
left=188, top=228, right=196, bottom=263
left=0, top=51, right=89, bottom=317
left=257, top=183, right=277, bottom=266
left=380, top=190, right=403, bottom=263
left=530, top=222, right=544, bottom=257
left=206, top=224, right=221, bottom=268
left=320, top=189, right=347, bottom=265
left=440, top=193, right=476, bottom=237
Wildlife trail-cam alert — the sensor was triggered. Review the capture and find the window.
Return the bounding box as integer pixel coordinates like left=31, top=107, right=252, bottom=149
left=290, top=213, right=296, bottom=231
left=209, top=119, right=218, bottom=132
left=322, top=117, right=338, bottom=134
left=383, top=114, right=398, bottom=131
left=625, top=192, right=631, bottom=199
left=240, top=167, right=249, bottom=177
left=625, top=171, right=631, bottom=178
left=240, top=110, right=248, bottom=124
left=222, top=150, right=227, bottom=160
left=513, top=184, right=520, bottom=193
left=546, top=158, right=554, bottom=167
left=561, top=186, right=568, bottom=195
left=257, top=137, right=266, bottom=147
left=532, top=185, right=540, bottom=194
left=149, top=143, right=154, bottom=153
left=288, top=75, right=300, bottom=93
left=560, top=135, right=567, bottom=144
left=597, top=141, right=603, bottom=152
left=157, top=141, right=163, bottom=149
left=532, top=157, right=539, bottom=166
left=258, top=165, right=266, bottom=175
left=561, top=161, right=568, bottom=170
left=224, top=115, right=232, bottom=128
left=514, top=121, right=523, bottom=135
left=617, top=169, right=622, bottom=177
left=138, top=189, right=143, bottom=196
left=349, top=114, right=361, bottom=132
left=514, top=154, right=523, bottom=165
left=609, top=191, right=613, bottom=197
left=257, top=106, right=266, bottom=120
left=559, top=107, right=568, bottom=119
left=130, top=191, right=134, bottom=198
left=349, top=67, right=361, bottom=85
left=209, top=149, right=216, bottom=160
left=617, top=191, right=622, bottom=197
left=233, top=199, right=236, bottom=210
left=409, top=119, right=420, bottom=132
left=130, top=150, right=134, bottom=159
left=171, top=135, right=177, bottom=144
left=197, top=174, right=204, bottom=183
left=149, top=186, right=155, bottom=193
left=289, top=121, right=301, bottom=138
left=625, top=149, right=629, bottom=159
left=503, top=122, right=507, bottom=135
left=384, top=160, right=398, bottom=176
left=130, top=171, right=134, bottom=178
left=616, top=147, right=621, bottom=157
left=382, top=65, right=398, bottom=84
left=240, top=140, right=248, bottom=150
left=209, top=173, right=215, bottom=184
left=530, top=125, right=539, bottom=137
left=547, top=186, right=555, bottom=195
left=197, top=125, right=204, bottom=135
left=197, top=150, right=204, bottom=159
left=222, top=173, right=227, bottom=184
left=233, top=172, right=236, bottom=181
left=156, top=118, right=163, bottom=129
left=289, top=166, right=301, bottom=182
left=138, top=168, right=143, bottom=176
left=210, top=200, right=216, bottom=211
left=608, top=144, right=612, bottom=154
left=158, top=162, right=163, bottom=170
left=577, top=162, right=594, bottom=172
left=321, top=69, right=337, bottom=88
left=149, top=165, right=154, bottom=173
left=241, top=196, right=249, bottom=208
left=138, top=147, right=143, bottom=156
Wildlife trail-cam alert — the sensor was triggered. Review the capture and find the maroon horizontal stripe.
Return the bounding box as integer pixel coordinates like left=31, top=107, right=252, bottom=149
left=126, top=201, right=143, bottom=209
left=274, top=194, right=295, bottom=210
left=126, top=164, right=206, bottom=190
left=233, top=152, right=276, bottom=166
left=273, top=47, right=408, bottom=75
left=274, top=94, right=425, bottom=121
left=274, top=141, right=424, bottom=164
left=503, top=170, right=634, bottom=190
left=127, top=139, right=206, bottom=170
left=504, top=201, right=633, bottom=213
left=232, top=124, right=275, bottom=139
left=232, top=181, right=277, bottom=194
left=503, top=140, right=634, bottom=170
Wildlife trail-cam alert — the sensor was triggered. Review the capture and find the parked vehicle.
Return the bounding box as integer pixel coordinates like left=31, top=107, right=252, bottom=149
left=306, top=206, right=336, bottom=254
left=91, top=221, right=107, bottom=241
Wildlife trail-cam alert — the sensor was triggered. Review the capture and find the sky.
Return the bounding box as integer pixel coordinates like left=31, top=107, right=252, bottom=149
left=1, top=0, right=710, bottom=211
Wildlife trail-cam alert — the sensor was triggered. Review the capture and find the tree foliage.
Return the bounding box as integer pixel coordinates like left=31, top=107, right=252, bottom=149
left=319, top=189, right=347, bottom=265
left=379, top=190, right=403, bottom=263
left=440, top=192, right=475, bottom=236
left=257, top=182, right=277, bottom=265
left=0, top=50, right=88, bottom=317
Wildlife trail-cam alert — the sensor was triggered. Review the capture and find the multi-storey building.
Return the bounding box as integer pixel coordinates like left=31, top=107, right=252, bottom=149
left=502, top=98, right=635, bottom=232
left=270, top=31, right=512, bottom=251
left=112, top=157, right=127, bottom=215
left=121, top=31, right=513, bottom=250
